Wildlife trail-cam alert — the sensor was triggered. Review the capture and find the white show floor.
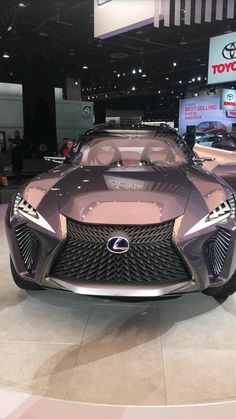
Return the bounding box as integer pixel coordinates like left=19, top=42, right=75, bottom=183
left=1, top=204, right=236, bottom=406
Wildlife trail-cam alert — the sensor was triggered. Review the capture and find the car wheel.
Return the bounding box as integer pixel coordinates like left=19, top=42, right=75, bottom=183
left=203, top=272, right=236, bottom=297
left=10, top=258, right=43, bottom=290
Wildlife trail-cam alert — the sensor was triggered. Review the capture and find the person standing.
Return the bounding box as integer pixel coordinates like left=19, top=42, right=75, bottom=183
left=62, top=138, right=75, bottom=157
left=9, top=136, right=23, bottom=185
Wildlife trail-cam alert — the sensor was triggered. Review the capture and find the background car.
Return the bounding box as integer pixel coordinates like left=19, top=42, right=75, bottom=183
left=195, top=132, right=215, bottom=147
left=197, top=121, right=227, bottom=135
left=212, top=133, right=236, bottom=151
left=5, top=125, right=236, bottom=299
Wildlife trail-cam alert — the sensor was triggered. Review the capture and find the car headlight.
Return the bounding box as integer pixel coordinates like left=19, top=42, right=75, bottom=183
left=13, top=193, right=55, bottom=233
left=207, top=194, right=235, bottom=221
left=186, top=194, right=235, bottom=236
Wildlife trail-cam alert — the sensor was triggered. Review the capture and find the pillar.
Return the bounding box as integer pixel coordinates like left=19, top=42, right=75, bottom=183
left=22, top=55, right=57, bottom=153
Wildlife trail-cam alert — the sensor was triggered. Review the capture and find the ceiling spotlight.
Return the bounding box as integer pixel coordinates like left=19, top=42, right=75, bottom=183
left=142, top=74, right=147, bottom=78
left=83, top=64, right=88, bottom=69
left=38, top=31, right=48, bottom=37
left=138, top=68, right=142, bottom=73
left=158, top=90, right=161, bottom=94
left=224, top=25, right=232, bottom=34
left=197, top=76, right=201, bottom=81
left=117, top=73, right=121, bottom=77
left=180, top=37, right=187, bottom=46
left=194, top=93, right=198, bottom=97
left=3, top=52, right=10, bottom=58
left=179, top=80, right=182, bottom=84
left=18, top=2, right=26, bottom=7
left=192, top=77, right=195, bottom=82
left=165, top=77, right=169, bottom=80
left=173, top=62, right=177, bottom=67
left=132, top=69, right=136, bottom=74
left=131, top=86, right=136, bottom=91
left=75, top=81, right=78, bottom=85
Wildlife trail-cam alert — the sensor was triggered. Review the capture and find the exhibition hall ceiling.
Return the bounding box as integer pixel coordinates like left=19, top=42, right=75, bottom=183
left=0, top=0, right=235, bottom=111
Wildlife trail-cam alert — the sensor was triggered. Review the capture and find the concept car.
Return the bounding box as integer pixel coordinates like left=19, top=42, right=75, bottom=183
left=5, top=125, right=236, bottom=298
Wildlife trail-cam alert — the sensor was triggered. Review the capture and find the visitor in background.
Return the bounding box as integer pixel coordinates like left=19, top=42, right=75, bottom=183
left=9, top=137, right=23, bottom=184
left=14, top=130, right=22, bottom=145
left=62, top=138, right=74, bottom=157
left=38, top=143, right=48, bottom=159
left=60, top=138, right=67, bottom=156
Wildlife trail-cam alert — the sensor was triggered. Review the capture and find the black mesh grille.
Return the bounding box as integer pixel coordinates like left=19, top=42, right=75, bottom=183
left=50, top=219, right=192, bottom=285
left=15, top=225, right=39, bottom=273
left=205, top=228, right=231, bottom=279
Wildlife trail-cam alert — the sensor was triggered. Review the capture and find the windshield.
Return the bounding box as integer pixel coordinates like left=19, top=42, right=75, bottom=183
left=68, top=130, right=188, bottom=167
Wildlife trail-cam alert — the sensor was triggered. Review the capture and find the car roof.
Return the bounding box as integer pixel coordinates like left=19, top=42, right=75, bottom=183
left=82, top=123, right=178, bottom=137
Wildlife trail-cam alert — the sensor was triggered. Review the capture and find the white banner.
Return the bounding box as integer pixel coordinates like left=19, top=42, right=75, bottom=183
left=179, top=96, right=236, bottom=135
left=94, top=0, right=154, bottom=39
left=95, top=0, right=235, bottom=38
left=208, top=32, right=236, bottom=85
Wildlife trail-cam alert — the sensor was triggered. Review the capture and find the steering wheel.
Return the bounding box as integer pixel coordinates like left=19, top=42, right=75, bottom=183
left=87, top=145, right=122, bottom=166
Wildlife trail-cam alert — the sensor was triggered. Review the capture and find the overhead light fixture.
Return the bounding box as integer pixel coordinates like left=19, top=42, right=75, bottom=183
left=117, top=73, right=121, bottom=78
left=132, top=69, right=136, bottom=74
left=192, top=77, right=195, bottom=82
left=3, top=52, right=10, bottom=58
left=38, top=31, right=48, bottom=37
left=142, top=74, right=147, bottom=78
left=18, top=2, right=26, bottom=7
left=180, top=37, right=187, bottom=46
left=138, top=68, right=142, bottom=73
left=165, top=77, right=169, bottom=80
left=131, top=86, right=136, bottom=91
left=75, top=81, right=78, bottom=85
left=173, top=62, right=177, bottom=67
left=197, top=76, right=201, bottom=81
left=179, top=80, right=182, bottom=84
left=158, top=90, right=161, bottom=94
left=83, top=64, right=88, bottom=69
left=224, top=25, right=232, bottom=34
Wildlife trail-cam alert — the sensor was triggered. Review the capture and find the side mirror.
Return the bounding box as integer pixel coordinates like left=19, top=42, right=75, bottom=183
left=44, top=156, right=65, bottom=164
left=193, top=157, right=215, bottom=164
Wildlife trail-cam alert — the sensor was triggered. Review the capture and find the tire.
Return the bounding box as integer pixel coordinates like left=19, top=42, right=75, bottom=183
left=10, top=258, right=43, bottom=290
left=203, top=272, right=236, bottom=297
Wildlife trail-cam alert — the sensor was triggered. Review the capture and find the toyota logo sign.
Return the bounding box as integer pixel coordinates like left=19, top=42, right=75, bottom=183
left=227, top=93, right=234, bottom=101
left=208, top=32, right=236, bottom=84
left=222, top=42, right=236, bottom=60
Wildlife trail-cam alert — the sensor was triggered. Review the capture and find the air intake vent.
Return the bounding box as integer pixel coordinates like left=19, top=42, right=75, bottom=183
left=15, top=225, right=39, bottom=272
left=205, top=228, right=231, bottom=279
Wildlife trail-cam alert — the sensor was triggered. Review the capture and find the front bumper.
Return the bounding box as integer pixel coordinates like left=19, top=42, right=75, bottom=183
left=5, top=205, right=236, bottom=298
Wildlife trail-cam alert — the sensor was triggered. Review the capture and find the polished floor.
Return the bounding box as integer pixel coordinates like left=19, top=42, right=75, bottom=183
left=1, top=204, right=236, bottom=406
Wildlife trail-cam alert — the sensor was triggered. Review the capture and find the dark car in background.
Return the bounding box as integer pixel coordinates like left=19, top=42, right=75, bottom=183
left=5, top=125, right=236, bottom=299
left=212, top=133, right=236, bottom=151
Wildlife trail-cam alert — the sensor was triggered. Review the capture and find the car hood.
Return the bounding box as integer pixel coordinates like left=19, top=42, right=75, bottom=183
left=57, top=165, right=192, bottom=224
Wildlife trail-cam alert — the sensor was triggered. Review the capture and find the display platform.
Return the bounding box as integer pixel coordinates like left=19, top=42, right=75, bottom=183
left=1, top=203, right=236, bottom=408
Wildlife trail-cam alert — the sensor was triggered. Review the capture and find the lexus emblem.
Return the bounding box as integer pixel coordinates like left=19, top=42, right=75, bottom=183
left=222, top=42, right=236, bottom=60
left=107, top=236, right=130, bottom=254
